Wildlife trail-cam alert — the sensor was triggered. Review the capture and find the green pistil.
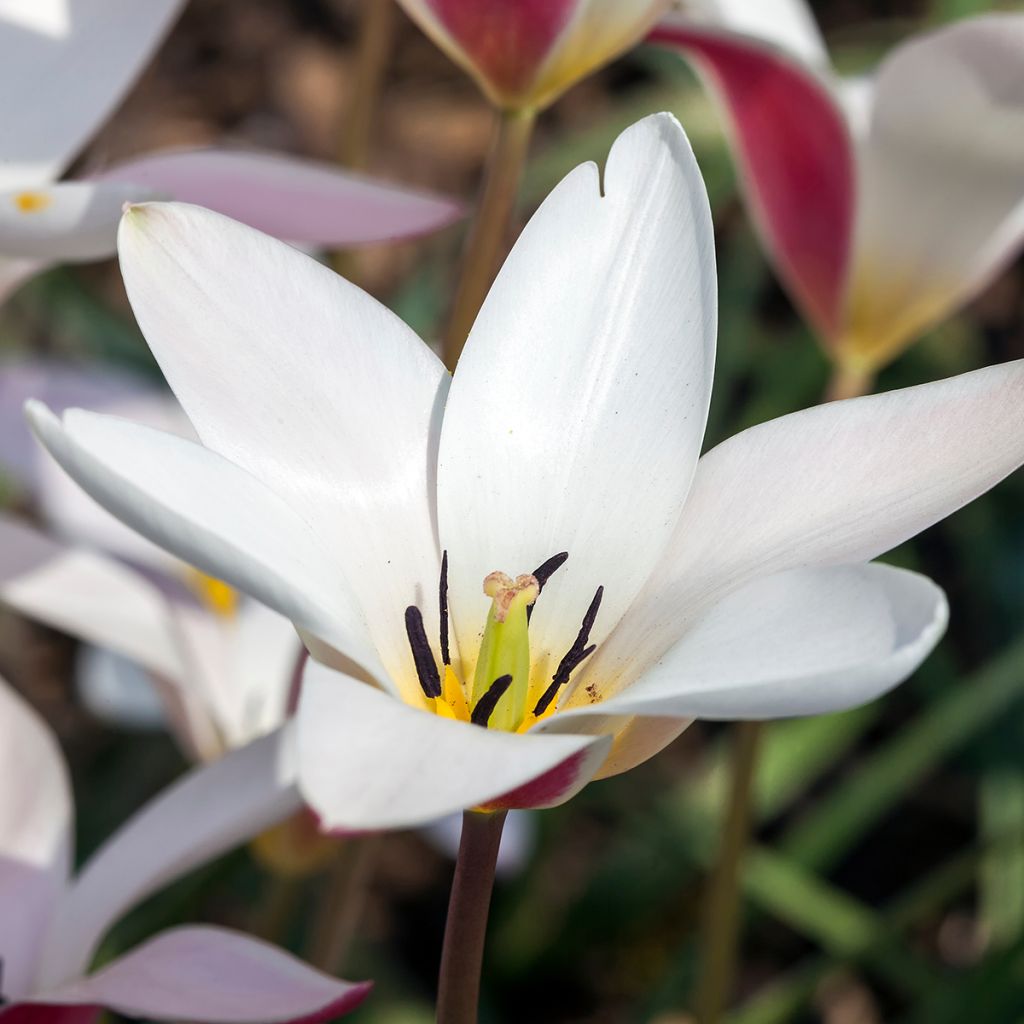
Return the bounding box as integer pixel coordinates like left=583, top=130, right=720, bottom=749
left=471, top=572, right=538, bottom=731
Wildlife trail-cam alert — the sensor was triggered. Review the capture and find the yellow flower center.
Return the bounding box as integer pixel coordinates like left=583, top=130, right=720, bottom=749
left=186, top=568, right=239, bottom=618
left=405, top=551, right=602, bottom=733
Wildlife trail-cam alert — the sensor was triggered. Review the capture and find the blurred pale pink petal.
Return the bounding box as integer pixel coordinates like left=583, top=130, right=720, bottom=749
left=38, top=726, right=300, bottom=982
left=650, top=17, right=854, bottom=339
left=0, top=680, right=72, bottom=999
left=33, top=927, right=370, bottom=1023
left=0, top=360, right=154, bottom=490
left=0, top=0, right=185, bottom=187
left=96, top=148, right=461, bottom=247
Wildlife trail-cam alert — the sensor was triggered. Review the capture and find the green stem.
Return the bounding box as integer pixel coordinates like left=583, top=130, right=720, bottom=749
left=694, top=720, right=763, bottom=1023
left=443, top=108, right=536, bottom=370
left=307, top=834, right=383, bottom=975
left=695, top=361, right=877, bottom=1021
left=436, top=810, right=507, bottom=1024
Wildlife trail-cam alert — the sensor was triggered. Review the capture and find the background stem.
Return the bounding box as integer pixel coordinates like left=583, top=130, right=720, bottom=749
left=443, top=109, right=535, bottom=370
left=694, top=720, right=764, bottom=1024
left=436, top=810, right=507, bottom=1024
left=307, top=834, right=382, bottom=975
left=695, top=360, right=878, bottom=1020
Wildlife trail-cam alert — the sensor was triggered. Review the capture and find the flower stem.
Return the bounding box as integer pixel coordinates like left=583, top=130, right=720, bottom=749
left=443, top=109, right=536, bottom=370
left=436, top=809, right=507, bottom=1024
left=339, top=0, right=395, bottom=173
left=694, top=720, right=763, bottom=1024
left=307, top=834, right=382, bottom=975
left=825, top=361, right=875, bottom=402
left=694, top=361, right=877, bottom=1021
left=331, top=0, right=396, bottom=279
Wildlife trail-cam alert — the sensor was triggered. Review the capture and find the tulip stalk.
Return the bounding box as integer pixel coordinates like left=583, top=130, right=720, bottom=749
left=436, top=809, right=507, bottom=1024
left=696, top=360, right=879, bottom=1022
left=443, top=108, right=535, bottom=369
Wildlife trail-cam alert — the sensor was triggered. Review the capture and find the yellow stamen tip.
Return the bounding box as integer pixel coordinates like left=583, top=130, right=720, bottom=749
left=13, top=191, right=51, bottom=213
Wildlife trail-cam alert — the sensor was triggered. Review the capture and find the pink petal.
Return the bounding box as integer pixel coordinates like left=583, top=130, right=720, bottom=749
left=650, top=20, right=855, bottom=340
left=32, top=927, right=370, bottom=1023
left=93, top=148, right=461, bottom=247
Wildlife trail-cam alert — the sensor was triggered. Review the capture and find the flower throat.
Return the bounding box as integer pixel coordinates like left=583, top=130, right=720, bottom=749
left=403, top=551, right=603, bottom=731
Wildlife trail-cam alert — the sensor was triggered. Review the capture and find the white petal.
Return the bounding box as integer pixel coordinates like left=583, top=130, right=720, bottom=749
left=0, top=182, right=157, bottom=261
left=0, top=676, right=71, bottom=999
left=96, top=147, right=460, bottom=245
left=33, top=382, right=195, bottom=572
left=37, top=726, right=301, bottom=986
left=568, top=564, right=944, bottom=719
left=296, top=662, right=610, bottom=830
left=118, top=202, right=448, bottom=702
left=35, top=926, right=371, bottom=1021
left=222, top=602, right=302, bottom=748
left=845, top=14, right=1024, bottom=365
left=437, top=113, right=716, bottom=688
left=26, top=404, right=384, bottom=683
left=589, top=360, right=1024, bottom=690
left=679, top=0, right=830, bottom=67
left=0, top=0, right=185, bottom=185
left=0, top=513, right=183, bottom=680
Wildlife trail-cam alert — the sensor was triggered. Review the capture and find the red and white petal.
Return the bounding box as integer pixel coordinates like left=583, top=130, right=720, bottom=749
left=592, top=360, right=1024, bottom=689
left=33, top=927, right=370, bottom=1022
left=0, top=678, right=71, bottom=999
left=438, top=114, right=715, bottom=687
left=569, top=565, right=944, bottom=721
left=26, top=405, right=384, bottom=683
left=651, top=15, right=854, bottom=340
left=117, top=202, right=448, bottom=702
left=0, top=0, right=185, bottom=186
left=843, top=14, right=1024, bottom=367
left=95, top=148, right=460, bottom=246
left=680, top=0, right=829, bottom=67
left=296, top=663, right=610, bottom=830
left=37, top=727, right=300, bottom=985
left=0, top=183, right=157, bottom=261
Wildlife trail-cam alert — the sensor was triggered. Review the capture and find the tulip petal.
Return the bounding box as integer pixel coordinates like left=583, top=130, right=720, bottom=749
left=650, top=17, right=854, bottom=340
left=565, top=565, right=944, bottom=721
left=0, top=183, right=157, bottom=261
left=37, top=727, right=301, bottom=984
left=117, top=202, right=448, bottom=702
left=296, top=663, right=610, bottom=830
left=26, top=405, right=384, bottom=683
left=843, top=15, right=1024, bottom=368
left=680, top=0, right=829, bottom=67
left=34, top=927, right=370, bottom=1022
left=0, top=0, right=185, bottom=186
left=0, top=514, right=183, bottom=680
left=0, top=678, right=71, bottom=999
left=95, top=148, right=460, bottom=246
left=590, top=360, right=1024, bottom=690
left=438, top=114, right=715, bottom=691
